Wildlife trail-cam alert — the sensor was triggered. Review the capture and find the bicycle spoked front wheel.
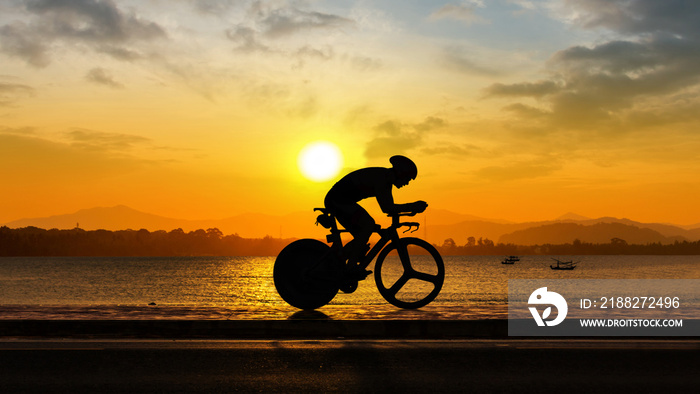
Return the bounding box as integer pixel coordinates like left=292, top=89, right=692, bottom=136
left=273, top=239, right=340, bottom=310
left=374, top=237, right=445, bottom=309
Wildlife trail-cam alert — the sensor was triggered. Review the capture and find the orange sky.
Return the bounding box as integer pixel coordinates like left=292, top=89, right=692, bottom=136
left=2, top=0, right=700, bottom=226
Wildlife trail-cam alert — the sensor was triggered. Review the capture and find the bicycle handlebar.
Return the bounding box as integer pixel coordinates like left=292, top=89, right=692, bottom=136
left=400, top=222, right=420, bottom=233
left=387, top=211, right=418, bottom=218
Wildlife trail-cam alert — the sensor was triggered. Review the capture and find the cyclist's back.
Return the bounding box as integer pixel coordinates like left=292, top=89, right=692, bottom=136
left=325, top=167, right=393, bottom=208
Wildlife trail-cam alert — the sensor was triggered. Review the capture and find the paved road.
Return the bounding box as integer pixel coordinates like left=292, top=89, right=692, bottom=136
left=1, top=339, right=697, bottom=393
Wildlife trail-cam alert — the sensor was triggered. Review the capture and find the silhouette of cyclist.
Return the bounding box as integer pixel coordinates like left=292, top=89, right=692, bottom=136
left=324, top=155, right=428, bottom=279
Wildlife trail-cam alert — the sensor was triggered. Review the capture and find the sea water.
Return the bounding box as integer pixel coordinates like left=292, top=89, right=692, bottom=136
left=0, top=255, right=698, bottom=319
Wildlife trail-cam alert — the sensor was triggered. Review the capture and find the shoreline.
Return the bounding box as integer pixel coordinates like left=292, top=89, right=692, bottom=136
left=0, top=304, right=509, bottom=321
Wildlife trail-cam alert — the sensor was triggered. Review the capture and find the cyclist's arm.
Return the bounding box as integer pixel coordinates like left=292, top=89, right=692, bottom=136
left=376, top=185, right=398, bottom=214
left=377, top=187, right=426, bottom=215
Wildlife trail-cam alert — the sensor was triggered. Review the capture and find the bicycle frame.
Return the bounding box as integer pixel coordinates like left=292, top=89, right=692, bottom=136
left=321, top=210, right=420, bottom=271
left=276, top=208, right=444, bottom=309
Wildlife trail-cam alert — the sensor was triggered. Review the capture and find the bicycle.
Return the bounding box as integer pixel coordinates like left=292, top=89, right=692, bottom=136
left=273, top=208, right=445, bottom=310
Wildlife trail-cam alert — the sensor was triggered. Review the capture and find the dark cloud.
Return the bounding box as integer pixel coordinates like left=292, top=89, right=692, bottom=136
left=563, top=0, right=700, bottom=38
left=260, top=9, right=353, bottom=38
left=85, top=67, right=124, bottom=89
left=24, top=0, right=165, bottom=42
left=244, top=1, right=353, bottom=39
left=226, top=2, right=353, bottom=53
left=225, top=26, right=271, bottom=53
left=364, top=117, right=446, bottom=159
left=0, top=22, right=51, bottom=68
left=0, top=0, right=166, bottom=66
left=484, top=0, right=700, bottom=132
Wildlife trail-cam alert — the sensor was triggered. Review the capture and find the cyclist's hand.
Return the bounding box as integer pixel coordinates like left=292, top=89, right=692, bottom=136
left=412, top=200, right=428, bottom=213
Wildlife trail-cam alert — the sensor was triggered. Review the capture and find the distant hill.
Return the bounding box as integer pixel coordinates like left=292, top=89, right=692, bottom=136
left=568, top=217, right=700, bottom=241
left=424, top=209, right=512, bottom=225
left=424, top=220, right=534, bottom=246
left=4, top=205, right=699, bottom=245
left=4, top=206, right=186, bottom=232
left=3, top=206, right=500, bottom=242
left=426, top=217, right=700, bottom=246
left=499, top=222, right=686, bottom=245
left=555, top=212, right=592, bottom=221
left=2, top=206, right=329, bottom=240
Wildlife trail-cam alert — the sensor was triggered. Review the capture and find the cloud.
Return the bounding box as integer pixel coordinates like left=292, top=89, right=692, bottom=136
left=96, top=45, right=145, bottom=62
left=225, top=26, right=271, bottom=53
left=484, top=81, right=561, bottom=98
left=0, top=129, right=148, bottom=183
left=238, top=79, right=319, bottom=119
left=295, top=45, right=333, bottom=61
left=441, top=46, right=504, bottom=77
left=85, top=68, right=124, bottom=89
left=64, top=128, right=152, bottom=153
left=0, top=22, right=51, bottom=68
left=484, top=0, right=700, bottom=132
left=475, top=156, right=564, bottom=181
left=226, top=1, right=354, bottom=53
left=0, top=0, right=166, bottom=67
left=364, top=117, right=446, bottom=159
left=560, top=0, right=700, bottom=38
left=422, top=143, right=483, bottom=157
left=347, top=55, right=383, bottom=72
left=0, top=126, right=37, bottom=136
left=0, top=81, right=35, bottom=106
left=259, top=8, right=354, bottom=39
left=24, top=0, right=166, bottom=42
left=429, top=2, right=489, bottom=26
left=188, top=0, right=238, bottom=15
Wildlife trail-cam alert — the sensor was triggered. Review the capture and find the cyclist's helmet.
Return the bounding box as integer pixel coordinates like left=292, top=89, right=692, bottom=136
left=389, top=155, right=417, bottom=180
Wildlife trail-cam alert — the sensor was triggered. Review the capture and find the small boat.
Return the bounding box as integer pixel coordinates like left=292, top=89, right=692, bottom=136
left=550, top=258, right=577, bottom=270
left=501, top=256, right=520, bottom=264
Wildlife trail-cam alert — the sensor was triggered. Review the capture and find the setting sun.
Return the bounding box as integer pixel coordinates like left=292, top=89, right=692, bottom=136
left=298, top=141, right=344, bottom=182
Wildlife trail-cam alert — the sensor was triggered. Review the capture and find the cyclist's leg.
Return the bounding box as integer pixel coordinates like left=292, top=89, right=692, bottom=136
left=345, top=215, right=373, bottom=262
left=325, top=200, right=374, bottom=279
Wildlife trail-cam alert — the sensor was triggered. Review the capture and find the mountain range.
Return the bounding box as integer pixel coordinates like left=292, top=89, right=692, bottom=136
left=4, top=205, right=700, bottom=246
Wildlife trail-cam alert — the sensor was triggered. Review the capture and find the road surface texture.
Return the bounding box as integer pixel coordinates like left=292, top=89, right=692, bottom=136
left=1, top=339, right=697, bottom=393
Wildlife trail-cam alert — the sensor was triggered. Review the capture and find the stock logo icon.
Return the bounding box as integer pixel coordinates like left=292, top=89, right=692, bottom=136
left=528, top=287, right=568, bottom=327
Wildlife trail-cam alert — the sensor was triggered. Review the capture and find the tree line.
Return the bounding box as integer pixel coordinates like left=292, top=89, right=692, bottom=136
left=0, top=226, right=292, bottom=256
left=436, top=237, right=700, bottom=255
left=2, top=226, right=700, bottom=256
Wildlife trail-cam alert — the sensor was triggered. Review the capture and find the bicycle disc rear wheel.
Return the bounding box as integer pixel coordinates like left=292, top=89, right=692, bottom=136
left=274, top=239, right=340, bottom=310
left=374, top=237, right=444, bottom=309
